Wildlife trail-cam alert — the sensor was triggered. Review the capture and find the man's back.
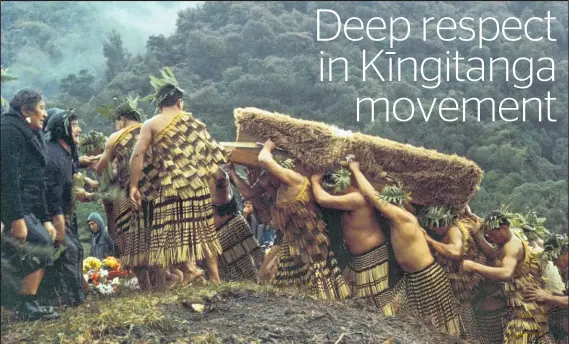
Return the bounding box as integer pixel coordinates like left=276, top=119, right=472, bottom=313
left=138, top=110, right=228, bottom=200
left=145, top=111, right=178, bottom=139
left=386, top=213, right=435, bottom=273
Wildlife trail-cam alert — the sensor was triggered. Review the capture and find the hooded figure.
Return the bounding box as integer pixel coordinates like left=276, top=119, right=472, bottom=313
left=87, top=212, right=116, bottom=259
left=44, top=108, right=80, bottom=171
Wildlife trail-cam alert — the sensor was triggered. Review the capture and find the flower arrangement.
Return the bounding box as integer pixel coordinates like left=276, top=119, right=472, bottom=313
left=82, top=256, right=138, bottom=295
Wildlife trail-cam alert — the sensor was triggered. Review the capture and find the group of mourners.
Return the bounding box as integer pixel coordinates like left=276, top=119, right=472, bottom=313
left=1, top=68, right=567, bottom=344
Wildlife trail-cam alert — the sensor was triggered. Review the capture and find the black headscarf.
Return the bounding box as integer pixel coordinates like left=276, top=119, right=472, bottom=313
left=44, top=108, right=78, bottom=164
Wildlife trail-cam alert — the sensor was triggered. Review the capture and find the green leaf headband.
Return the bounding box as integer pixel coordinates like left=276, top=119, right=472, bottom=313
left=481, top=208, right=512, bottom=233
left=420, top=206, right=455, bottom=229
left=141, top=67, right=185, bottom=106
left=541, top=234, right=569, bottom=263
left=376, top=183, right=412, bottom=206
left=113, top=95, right=144, bottom=122
left=322, top=167, right=352, bottom=194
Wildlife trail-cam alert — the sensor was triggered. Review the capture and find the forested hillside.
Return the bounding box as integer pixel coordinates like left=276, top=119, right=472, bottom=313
left=1, top=1, right=567, bottom=233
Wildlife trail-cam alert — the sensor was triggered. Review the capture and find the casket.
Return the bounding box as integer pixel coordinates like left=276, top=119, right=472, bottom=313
left=226, top=107, right=483, bottom=209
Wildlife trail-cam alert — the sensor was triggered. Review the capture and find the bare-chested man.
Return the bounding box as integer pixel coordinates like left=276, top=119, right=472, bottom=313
left=348, top=158, right=461, bottom=337
left=209, top=165, right=263, bottom=282
left=462, top=210, right=554, bottom=344
left=129, top=67, right=227, bottom=286
left=419, top=205, right=486, bottom=341
left=311, top=168, right=399, bottom=315
left=257, top=139, right=350, bottom=300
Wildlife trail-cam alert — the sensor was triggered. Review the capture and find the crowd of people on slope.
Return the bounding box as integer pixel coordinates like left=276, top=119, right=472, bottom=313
left=1, top=67, right=567, bottom=344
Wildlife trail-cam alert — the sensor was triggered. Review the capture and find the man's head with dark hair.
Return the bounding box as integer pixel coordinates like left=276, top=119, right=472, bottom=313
left=113, top=97, right=143, bottom=130
left=482, top=210, right=512, bottom=245
left=9, top=88, right=47, bottom=130
left=116, top=111, right=139, bottom=122
left=322, top=172, right=335, bottom=188
left=542, top=234, right=569, bottom=272
left=157, top=85, right=183, bottom=109
left=321, top=167, right=352, bottom=195
left=142, top=67, right=185, bottom=113
left=419, top=206, right=456, bottom=237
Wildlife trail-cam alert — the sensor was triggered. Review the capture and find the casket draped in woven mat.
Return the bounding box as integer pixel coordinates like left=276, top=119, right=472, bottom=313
left=233, top=107, right=483, bottom=209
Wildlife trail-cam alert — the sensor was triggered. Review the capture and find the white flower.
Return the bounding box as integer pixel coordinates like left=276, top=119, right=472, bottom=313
left=110, top=277, right=120, bottom=286
left=100, top=269, right=109, bottom=278
left=96, top=283, right=114, bottom=295
left=124, top=277, right=140, bottom=290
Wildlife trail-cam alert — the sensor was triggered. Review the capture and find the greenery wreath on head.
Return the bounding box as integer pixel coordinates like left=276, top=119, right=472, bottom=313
left=113, top=94, right=144, bottom=122
left=141, top=66, right=185, bottom=106
left=322, top=167, right=352, bottom=195
left=376, top=183, right=412, bottom=206
left=541, top=234, right=569, bottom=263
left=420, top=206, right=455, bottom=229
left=481, top=205, right=513, bottom=233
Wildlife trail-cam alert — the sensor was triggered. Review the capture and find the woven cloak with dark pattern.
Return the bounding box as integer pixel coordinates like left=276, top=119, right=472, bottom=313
left=271, top=177, right=350, bottom=300
left=139, top=112, right=228, bottom=266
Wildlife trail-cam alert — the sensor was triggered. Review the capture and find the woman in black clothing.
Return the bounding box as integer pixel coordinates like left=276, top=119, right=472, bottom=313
left=1, top=88, right=59, bottom=320
left=41, top=107, right=86, bottom=307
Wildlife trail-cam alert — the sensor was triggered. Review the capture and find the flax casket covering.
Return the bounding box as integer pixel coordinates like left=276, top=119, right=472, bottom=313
left=233, top=107, right=483, bottom=209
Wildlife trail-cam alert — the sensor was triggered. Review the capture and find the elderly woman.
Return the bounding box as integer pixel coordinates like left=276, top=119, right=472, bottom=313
left=41, top=107, right=86, bottom=308
left=1, top=88, right=59, bottom=320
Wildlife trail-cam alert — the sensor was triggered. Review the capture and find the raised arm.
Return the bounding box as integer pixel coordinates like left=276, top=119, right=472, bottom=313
left=462, top=239, right=521, bottom=281
left=129, top=120, right=153, bottom=208
left=426, top=225, right=464, bottom=260
left=228, top=164, right=264, bottom=200
left=257, top=139, right=304, bottom=187
left=460, top=213, right=499, bottom=259
left=94, top=135, right=116, bottom=175
left=209, top=165, right=232, bottom=202
left=348, top=160, right=415, bottom=224
left=212, top=165, right=229, bottom=188
left=311, top=174, right=366, bottom=211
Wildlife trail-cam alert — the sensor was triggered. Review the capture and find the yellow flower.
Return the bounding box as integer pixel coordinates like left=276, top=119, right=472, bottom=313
left=102, top=256, right=121, bottom=271
left=83, top=256, right=102, bottom=273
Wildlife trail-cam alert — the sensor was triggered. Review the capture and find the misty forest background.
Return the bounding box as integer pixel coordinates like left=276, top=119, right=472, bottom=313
left=1, top=1, right=568, bottom=253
